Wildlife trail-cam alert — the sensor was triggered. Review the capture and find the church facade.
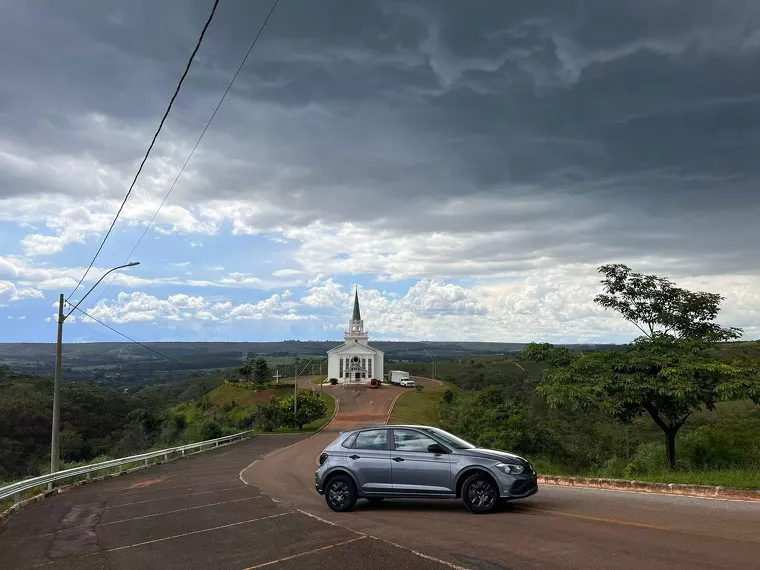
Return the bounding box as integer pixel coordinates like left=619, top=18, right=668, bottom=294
left=326, top=289, right=384, bottom=384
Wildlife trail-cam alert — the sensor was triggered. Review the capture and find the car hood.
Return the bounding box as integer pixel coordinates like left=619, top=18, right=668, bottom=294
left=460, top=448, right=529, bottom=465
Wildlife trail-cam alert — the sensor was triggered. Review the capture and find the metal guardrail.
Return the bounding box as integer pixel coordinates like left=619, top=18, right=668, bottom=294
left=0, top=430, right=253, bottom=506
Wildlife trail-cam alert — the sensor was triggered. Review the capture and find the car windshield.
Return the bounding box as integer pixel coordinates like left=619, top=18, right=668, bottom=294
left=423, top=427, right=476, bottom=450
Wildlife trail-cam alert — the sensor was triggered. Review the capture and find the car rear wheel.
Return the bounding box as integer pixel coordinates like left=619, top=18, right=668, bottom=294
left=325, top=475, right=357, bottom=512
left=462, top=473, right=498, bottom=514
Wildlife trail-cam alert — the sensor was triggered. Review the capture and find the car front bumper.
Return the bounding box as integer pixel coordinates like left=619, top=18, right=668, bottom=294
left=493, top=469, right=538, bottom=499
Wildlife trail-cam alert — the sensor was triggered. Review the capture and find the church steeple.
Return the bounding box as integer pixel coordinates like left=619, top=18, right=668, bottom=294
left=346, top=286, right=367, bottom=341
left=352, top=287, right=361, bottom=321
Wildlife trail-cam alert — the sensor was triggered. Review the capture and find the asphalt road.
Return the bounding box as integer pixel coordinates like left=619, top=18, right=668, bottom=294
left=1, top=380, right=758, bottom=569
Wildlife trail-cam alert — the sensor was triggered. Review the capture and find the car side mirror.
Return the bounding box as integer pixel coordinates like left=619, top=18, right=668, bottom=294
left=428, top=443, right=447, bottom=454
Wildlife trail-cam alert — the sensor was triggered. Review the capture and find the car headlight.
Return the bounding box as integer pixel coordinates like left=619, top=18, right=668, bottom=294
left=496, top=462, right=524, bottom=475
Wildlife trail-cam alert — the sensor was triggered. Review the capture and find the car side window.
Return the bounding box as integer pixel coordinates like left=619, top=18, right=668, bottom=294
left=354, top=429, right=388, bottom=451
left=341, top=433, right=358, bottom=449
left=393, top=429, right=440, bottom=453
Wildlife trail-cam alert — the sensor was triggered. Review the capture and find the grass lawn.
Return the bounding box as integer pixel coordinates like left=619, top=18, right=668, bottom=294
left=208, top=382, right=294, bottom=406
left=389, top=383, right=453, bottom=426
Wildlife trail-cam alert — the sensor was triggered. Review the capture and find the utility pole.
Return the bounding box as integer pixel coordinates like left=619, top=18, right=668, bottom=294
left=50, top=294, right=64, bottom=475
left=294, top=357, right=316, bottom=428
left=49, top=262, right=140, bottom=477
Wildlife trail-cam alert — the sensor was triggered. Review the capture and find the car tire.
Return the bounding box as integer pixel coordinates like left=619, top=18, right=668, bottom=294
left=324, top=475, right=358, bottom=513
left=461, top=473, right=499, bottom=514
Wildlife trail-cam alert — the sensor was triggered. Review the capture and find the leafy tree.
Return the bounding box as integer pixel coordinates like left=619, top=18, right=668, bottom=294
left=523, top=264, right=760, bottom=469
left=254, top=397, right=285, bottom=431
left=253, top=358, right=270, bottom=384
left=282, top=392, right=328, bottom=430
left=238, top=357, right=254, bottom=379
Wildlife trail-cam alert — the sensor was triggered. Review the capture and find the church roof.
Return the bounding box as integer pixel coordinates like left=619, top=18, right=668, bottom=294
left=352, top=287, right=361, bottom=321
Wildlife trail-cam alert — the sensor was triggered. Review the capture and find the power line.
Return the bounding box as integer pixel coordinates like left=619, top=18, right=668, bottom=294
left=67, top=0, right=222, bottom=302
left=91, top=0, right=281, bottom=307
left=67, top=304, right=186, bottom=366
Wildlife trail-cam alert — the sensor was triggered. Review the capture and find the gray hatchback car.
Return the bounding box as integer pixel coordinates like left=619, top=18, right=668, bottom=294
left=315, top=424, right=538, bottom=513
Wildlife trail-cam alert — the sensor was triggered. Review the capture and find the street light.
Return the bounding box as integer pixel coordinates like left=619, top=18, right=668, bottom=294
left=50, top=262, right=140, bottom=477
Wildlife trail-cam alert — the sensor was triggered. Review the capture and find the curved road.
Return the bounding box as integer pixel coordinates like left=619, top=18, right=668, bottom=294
left=1, top=380, right=758, bottom=569
left=244, top=380, right=760, bottom=569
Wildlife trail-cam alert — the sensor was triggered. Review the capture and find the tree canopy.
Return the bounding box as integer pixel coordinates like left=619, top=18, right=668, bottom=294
left=523, top=265, right=760, bottom=469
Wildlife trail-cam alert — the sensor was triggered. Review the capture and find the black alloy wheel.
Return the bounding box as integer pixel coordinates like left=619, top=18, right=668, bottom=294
left=325, top=475, right=357, bottom=512
left=462, top=473, right=498, bottom=514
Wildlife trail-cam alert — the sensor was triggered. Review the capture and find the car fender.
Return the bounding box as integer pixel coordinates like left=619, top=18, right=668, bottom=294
left=322, top=464, right=360, bottom=490
left=452, top=463, right=503, bottom=495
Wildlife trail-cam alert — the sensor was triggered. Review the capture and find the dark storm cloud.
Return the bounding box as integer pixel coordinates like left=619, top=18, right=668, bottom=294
left=2, top=0, right=760, bottom=274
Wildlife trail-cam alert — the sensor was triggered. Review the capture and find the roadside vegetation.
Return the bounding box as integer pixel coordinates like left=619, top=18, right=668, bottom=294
left=391, top=265, right=760, bottom=489
left=0, top=366, right=332, bottom=483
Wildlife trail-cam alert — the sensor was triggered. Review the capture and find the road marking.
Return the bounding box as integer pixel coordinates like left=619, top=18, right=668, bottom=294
left=296, top=509, right=365, bottom=535
left=106, top=512, right=293, bottom=552
left=99, top=497, right=258, bottom=526
left=240, top=536, right=368, bottom=569
left=27, top=512, right=295, bottom=568
left=517, top=505, right=672, bottom=531
left=367, top=536, right=470, bottom=570
left=296, top=509, right=469, bottom=570
left=516, top=505, right=760, bottom=543
left=105, top=486, right=243, bottom=508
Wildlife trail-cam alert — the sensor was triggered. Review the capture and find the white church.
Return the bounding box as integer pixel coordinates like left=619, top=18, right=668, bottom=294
left=327, top=289, right=384, bottom=384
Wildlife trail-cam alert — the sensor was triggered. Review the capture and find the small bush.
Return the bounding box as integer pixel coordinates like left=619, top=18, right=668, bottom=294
left=200, top=419, right=223, bottom=441
left=329, top=378, right=338, bottom=385
left=415, top=385, right=424, bottom=392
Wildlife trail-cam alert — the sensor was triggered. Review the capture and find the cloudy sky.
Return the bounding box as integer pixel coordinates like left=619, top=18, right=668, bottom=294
left=1, top=0, right=760, bottom=344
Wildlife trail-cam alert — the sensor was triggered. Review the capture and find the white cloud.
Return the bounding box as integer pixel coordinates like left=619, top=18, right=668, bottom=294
left=0, top=280, right=44, bottom=302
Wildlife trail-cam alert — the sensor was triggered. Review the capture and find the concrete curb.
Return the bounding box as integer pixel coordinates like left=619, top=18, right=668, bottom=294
left=384, top=392, right=405, bottom=425
left=538, top=475, right=760, bottom=502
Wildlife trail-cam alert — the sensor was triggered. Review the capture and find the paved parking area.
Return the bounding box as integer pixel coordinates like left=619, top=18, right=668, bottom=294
left=0, top=435, right=462, bottom=570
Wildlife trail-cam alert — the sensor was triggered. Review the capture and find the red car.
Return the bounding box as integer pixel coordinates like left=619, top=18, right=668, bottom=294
left=369, top=378, right=380, bottom=389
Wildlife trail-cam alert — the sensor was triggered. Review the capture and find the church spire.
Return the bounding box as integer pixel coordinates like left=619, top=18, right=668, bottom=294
left=351, top=286, right=361, bottom=321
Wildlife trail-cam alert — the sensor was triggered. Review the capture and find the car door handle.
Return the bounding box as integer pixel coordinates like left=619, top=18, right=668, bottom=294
left=349, top=455, right=360, bottom=460
left=392, top=457, right=404, bottom=462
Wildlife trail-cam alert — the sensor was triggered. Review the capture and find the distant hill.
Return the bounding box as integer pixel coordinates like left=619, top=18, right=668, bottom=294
left=0, top=340, right=614, bottom=389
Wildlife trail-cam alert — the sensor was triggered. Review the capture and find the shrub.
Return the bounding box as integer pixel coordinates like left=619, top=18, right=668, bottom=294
left=200, top=419, right=223, bottom=441
left=255, top=397, right=285, bottom=432
left=281, top=392, right=328, bottom=430
left=329, top=378, right=338, bottom=385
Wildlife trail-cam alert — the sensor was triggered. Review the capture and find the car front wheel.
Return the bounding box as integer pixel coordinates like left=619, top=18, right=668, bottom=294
left=462, top=473, right=499, bottom=514
left=325, top=475, right=358, bottom=512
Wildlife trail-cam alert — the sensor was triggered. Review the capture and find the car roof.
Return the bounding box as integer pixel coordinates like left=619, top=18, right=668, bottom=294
left=344, top=424, right=435, bottom=432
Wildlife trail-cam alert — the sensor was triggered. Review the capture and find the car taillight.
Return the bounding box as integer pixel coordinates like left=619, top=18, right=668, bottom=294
left=319, top=452, right=328, bottom=465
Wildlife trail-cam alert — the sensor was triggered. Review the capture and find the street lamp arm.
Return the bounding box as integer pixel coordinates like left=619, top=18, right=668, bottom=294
left=64, top=262, right=140, bottom=319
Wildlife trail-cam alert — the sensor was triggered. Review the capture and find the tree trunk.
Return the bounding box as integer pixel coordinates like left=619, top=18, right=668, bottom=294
left=665, top=428, right=677, bottom=470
